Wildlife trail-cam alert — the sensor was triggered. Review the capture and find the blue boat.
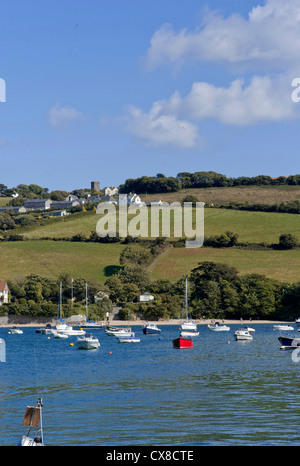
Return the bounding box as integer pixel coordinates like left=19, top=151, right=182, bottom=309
left=142, top=323, right=161, bottom=334
left=278, top=335, right=300, bottom=348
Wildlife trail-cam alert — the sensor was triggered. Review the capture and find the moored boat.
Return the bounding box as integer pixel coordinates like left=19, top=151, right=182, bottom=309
left=242, top=325, right=255, bottom=334
left=234, top=329, right=253, bottom=341
left=59, top=326, right=85, bottom=336
left=53, top=330, right=68, bottom=339
left=273, top=324, right=294, bottom=331
left=180, top=330, right=199, bottom=337
left=180, top=278, right=197, bottom=332
left=142, top=323, right=161, bottom=334
left=117, top=336, right=140, bottom=343
left=8, top=327, right=23, bottom=334
left=278, top=335, right=300, bottom=349
left=76, top=333, right=100, bottom=349
left=77, top=283, right=103, bottom=329
left=16, top=398, right=44, bottom=446
left=172, top=336, right=193, bottom=349
left=105, top=326, right=134, bottom=337
left=208, top=322, right=230, bottom=332
left=41, top=324, right=55, bottom=335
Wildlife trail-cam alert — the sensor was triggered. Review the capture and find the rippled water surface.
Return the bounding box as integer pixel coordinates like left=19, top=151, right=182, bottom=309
left=1, top=324, right=299, bottom=446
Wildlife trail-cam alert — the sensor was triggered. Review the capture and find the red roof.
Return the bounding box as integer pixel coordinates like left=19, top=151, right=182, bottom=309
left=0, top=281, right=9, bottom=291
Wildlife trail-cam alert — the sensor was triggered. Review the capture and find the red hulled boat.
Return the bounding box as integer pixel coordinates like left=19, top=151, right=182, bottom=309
left=172, top=336, right=193, bottom=349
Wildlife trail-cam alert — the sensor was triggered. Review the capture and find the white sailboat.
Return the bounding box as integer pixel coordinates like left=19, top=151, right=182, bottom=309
left=55, top=282, right=85, bottom=336
left=180, top=278, right=198, bottom=333
left=78, top=283, right=103, bottom=329
left=16, top=398, right=44, bottom=446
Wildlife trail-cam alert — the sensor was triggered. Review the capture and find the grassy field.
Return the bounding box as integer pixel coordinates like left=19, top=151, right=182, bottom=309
left=149, top=246, right=300, bottom=283
left=2, top=185, right=300, bottom=285
left=142, top=185, right=300, bottom=205
left=0, top=240, right=124, bottom=284
left=20, top=207, right=300, bottom=245
left=0, top=197, right=12, bottom=206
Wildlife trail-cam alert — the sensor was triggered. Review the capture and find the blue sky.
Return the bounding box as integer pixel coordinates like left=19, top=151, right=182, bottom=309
left=0, top=0, right=300, bottom=192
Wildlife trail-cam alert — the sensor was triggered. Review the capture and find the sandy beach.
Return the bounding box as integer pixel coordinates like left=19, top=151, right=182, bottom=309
left=0, top=318, right=289, bottom=328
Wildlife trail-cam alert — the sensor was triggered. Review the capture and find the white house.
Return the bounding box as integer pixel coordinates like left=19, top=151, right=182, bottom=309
left=104, top=186, right=119, bottom=197
left=0, top=281, right=9, bottom=305
left=116, top=192, right=145, bottom=206
left=138, top=292, right=154, bottom=303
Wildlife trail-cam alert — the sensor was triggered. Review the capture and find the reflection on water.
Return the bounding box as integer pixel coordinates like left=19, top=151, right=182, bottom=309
left=0, top=324, right=300, bottom=445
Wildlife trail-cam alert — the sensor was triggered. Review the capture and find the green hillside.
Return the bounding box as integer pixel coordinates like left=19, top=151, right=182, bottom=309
left=0, top=240, right=124, bottom=284
left=19, top=206, right=300, bottom=245
left=1, top=185, right=300, bottom=284
left=149, top=246, right=300, bottom=283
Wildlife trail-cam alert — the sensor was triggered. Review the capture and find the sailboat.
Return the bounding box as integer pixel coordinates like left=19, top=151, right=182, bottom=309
left=55, top=282, right=85, bottom=336
left=180, top=278, right=198, bottom=335
left=173, top=278, right=196, bottom=348
left=16, top=398, right=44, bottom=446
left=78, top=283, right=103, bottom=329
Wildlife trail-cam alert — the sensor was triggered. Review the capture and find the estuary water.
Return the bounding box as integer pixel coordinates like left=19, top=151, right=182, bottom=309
left=0, top=324, right=299, bottom=446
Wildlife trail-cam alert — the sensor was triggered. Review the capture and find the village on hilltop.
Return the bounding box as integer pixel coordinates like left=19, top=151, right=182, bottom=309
left=0, top=181, right=157, bottom=217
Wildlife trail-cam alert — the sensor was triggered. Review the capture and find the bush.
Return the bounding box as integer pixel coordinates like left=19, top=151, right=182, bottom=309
left=278, top=233, right=299, bottom=250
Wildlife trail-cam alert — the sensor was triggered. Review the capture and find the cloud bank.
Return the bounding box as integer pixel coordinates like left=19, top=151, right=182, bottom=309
left=144, top=0, right=300, bottom=71
left=126, top=0, right=300, bottom=149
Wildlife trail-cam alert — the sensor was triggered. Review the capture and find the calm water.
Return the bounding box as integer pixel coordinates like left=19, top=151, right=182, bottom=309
left=0, top=324, right=299, bottom=446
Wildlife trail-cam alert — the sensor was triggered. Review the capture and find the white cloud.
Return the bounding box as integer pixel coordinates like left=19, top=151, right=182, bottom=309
left=126, top=104, right=199, bottom=149
left=127, top=0, right=300, bottom=149
left=126, top=74, right=295, bottom=148
left=144, top=0, right=300, bottom=71
left=167, top=75, right=295, bottom=125
left=49, top=103, right=82, bottom=128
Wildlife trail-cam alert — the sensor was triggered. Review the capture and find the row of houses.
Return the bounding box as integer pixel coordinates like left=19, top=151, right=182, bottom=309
left=0, top=193, right=114, bottom=215
left=0, top=188, right=162, bottom=216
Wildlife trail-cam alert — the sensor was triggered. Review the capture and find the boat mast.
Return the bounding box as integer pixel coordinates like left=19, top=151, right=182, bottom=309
left=60, top=281, right=63, bottom=321
left=39, top=398, right=44, bottom=445
left=85, top=282, right=88, bottom=320
left=185, top=277, right=188, bottom=319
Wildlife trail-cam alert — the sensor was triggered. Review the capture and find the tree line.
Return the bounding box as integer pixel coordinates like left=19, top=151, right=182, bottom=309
left=2, top=257, right=298, bottom=322
left=119, top=171, right=300, bottom=194
left=105, top=259, right=300, bottom=322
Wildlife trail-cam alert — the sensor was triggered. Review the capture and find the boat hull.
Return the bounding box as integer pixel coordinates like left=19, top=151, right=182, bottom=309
left=172, top=337, right=193, bottom=349
left=278, top=336, right=300, bottom=347
left=180, top=321, right=197, bottom=331
left=76, top=337, right=100, bottom=349
left=9, top=328, right=23, bottom=334
left=234, top=330, right=253, bottom=341
left=117, top=337, right=140, bottom=343
left=208, top=325, right=230, bottom=332
left=59, top=327, right=86, bottom=336
left=142, top=327, right=161, bottom=334
left=273, top=325, right=294, bottom=331
left=53, top=331, right=68, bottom=339
left=180, top=331, right=199, bottom=337
left=16, top=435, right=44, bottom=446
left=78, top=324, right=103, bottom=329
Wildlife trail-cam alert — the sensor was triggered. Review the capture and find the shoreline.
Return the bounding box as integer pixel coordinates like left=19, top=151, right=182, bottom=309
left=0, top=319, right=292, bottom=328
